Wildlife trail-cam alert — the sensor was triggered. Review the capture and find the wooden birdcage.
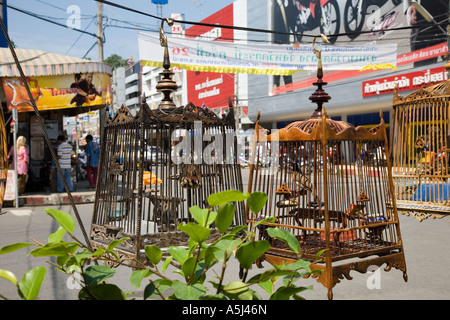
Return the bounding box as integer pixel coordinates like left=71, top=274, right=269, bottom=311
left=247, top=37, right=407, bottom=300
left=391, top=62, right=450, bottom=221
left=89, top=21, right=244, bottom=265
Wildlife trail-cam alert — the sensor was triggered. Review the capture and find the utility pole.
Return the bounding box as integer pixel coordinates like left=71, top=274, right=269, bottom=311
left=97, top=2, right=103, bottom=62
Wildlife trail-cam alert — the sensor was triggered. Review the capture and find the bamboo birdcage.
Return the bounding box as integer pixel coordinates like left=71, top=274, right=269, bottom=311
left=391, top=62, right=450, bottom=221
left=89, top=20, right=245, bottom=266
left=247, top=36, right=407, bottom=300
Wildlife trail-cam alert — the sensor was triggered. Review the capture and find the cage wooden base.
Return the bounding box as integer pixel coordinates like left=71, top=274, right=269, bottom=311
left=264, top=249, right=408, bottom=300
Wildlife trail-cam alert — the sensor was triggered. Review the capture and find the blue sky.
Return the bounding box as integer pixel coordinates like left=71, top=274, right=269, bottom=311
left=7, top=0, right=234, bottom=61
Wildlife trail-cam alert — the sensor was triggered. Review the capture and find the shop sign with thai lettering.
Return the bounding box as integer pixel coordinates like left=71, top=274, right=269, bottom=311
left=362, top=67, right=447, bottom=97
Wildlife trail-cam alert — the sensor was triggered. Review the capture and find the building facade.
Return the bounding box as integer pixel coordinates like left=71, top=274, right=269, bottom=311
left=244, top=0, right=449, bottom=131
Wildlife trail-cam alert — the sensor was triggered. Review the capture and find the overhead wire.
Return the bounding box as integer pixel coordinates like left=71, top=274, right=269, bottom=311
left=95, top=0, right=442, bottom=42
left=65, top=16, right=97, bottom=55
left=0, top=17, right=93, bottom=249
left=4, top=0, right=446, bottom=53
left=1, top=2, right=102, bottom=41
left=5, top=0, right=448, bottom=105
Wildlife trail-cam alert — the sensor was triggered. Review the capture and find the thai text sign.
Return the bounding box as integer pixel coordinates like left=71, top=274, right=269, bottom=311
left=362, top=67, right=447, bottom=97
left=138, top=32, right=397, bottom=75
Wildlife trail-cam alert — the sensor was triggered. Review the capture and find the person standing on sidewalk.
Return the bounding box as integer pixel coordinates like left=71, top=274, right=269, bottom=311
left=85, top=134, right=100, bottom=189
left=57, top=135, right=73, bottom=193
left=8, top=136, right=29, bottom=195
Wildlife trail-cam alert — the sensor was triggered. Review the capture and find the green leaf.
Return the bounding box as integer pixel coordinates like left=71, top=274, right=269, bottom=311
left=266, top=227, right=301, bottom=254
left=258, top=279, right=275, bottom=295
left=79, top=283, right=126, bottom=300
left=181, top=256, right=197, bottom=279
left=177, top=222, right=210, bottom=243
left=236, top=240, right=270, bottom=269
left=144, top=279, right=172, bottom=300
left=44, top=209, right=75, bottom=233
left=280, top=259, right=311, bottom=272
left=107, top=237, right=130, bottom=251
left=130, top=269, right=152, bottom=289
left=215, top=203, right=235, bottom=233
left=0, top=243, right=33, bottom=255
left=93, top=248, right=105, bottom=256
left=171, top=280, right=206, bottom=300
left=214, top=239, right=241, bottom=262
left=18, top=266, right=46, bottom=300
left=145, top=245, right=163, bottom=265
left=229, top=225, right=248, bottom=235
left=316, top=248, right=328, bottom=261
left=48, top=226, right=66, bottom=243
left=254, top=216, right=276, bottom=227
left=162, top=256, right=173, bottom=273
left=0, top=269, right=17, bottom=285
left=204, top=245, right=219, bottom=268
left=270, top=285, right=312, bottom=300
left=248, top=192, right=268, bottom=214
left=29, top=242, right=79, bottom=257
left=84, top=265, right=116, bottom=286
left=222, top=281, right=253, bottom=300
left=247, top=269, right=300, bottom=284
left=207, top=190, right=249, bottom=207
left=223, top=281, right=248, bottom=295
left=167, top=246, right=189, bottom=264
left=73, top=252, right=95, bottom=264
left=189, top=206, right=217, bottom=227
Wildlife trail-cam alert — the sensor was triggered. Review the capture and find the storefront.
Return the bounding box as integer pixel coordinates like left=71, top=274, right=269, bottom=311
left=0, top=48, right=112, bottom=193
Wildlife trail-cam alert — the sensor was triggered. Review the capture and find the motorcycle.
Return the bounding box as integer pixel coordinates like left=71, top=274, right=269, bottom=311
left=294, top=0, right=341, bottom=44
left=73, top=150, right=87, bottom=182
left=343, top=0, right=402, bottom=39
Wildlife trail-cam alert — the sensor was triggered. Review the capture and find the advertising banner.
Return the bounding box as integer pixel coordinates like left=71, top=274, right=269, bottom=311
left=184, top=4, right=235, bottom=109
left=362, top=66, right=448, bottom=97
left=270, top=0, right=449, bottom=95
left=2, top=73, right=111, bottom=112
left=138, top=31, right=397, bottom=75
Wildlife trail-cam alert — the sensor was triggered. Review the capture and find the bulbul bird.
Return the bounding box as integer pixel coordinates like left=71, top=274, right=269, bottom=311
left=293, top=171, right=321, bottom=207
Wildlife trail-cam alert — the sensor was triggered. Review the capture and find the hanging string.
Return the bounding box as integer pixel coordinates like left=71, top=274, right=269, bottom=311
left=0, top=18, right=93, bottom=249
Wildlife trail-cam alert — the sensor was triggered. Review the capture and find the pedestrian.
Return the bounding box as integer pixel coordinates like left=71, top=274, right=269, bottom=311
left=85, top=134, right=100, bottom=189
left=57, top=135, right=73, bottom=193
left=7, top=136, right=29, bottom=195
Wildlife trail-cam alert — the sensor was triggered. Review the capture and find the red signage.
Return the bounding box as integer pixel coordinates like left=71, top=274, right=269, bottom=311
left=185, top=4, right=235, bottom=109
left=362, top=67, right=448, bottom=97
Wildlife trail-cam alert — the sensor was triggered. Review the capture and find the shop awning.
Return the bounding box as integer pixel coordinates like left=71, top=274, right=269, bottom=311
left=0, top=48, right=112, bottom=77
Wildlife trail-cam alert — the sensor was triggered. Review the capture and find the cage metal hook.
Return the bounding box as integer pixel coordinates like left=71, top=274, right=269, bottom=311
left=159, top=18, right=174, bottom=48
left=312, top=34, right=330, bottom=70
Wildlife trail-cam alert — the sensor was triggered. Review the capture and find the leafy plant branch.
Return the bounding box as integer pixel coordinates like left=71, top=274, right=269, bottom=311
left=0, top=190, right=321, bottom=300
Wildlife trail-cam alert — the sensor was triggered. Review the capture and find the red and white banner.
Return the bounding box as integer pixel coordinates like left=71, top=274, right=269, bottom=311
left=362, top=67, right=448, bottom=97
left=185, top=4, right=235, bottom=109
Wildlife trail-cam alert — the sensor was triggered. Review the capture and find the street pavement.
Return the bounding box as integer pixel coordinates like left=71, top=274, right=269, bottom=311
left=1, top=170, right=450, bottom=300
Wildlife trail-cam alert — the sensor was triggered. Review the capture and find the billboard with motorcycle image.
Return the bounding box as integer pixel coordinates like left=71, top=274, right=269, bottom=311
left=271, top=0, right=449, bottom=94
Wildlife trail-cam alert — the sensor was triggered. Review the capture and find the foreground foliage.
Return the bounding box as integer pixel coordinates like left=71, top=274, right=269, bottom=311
left=0, top=190, right=321, bottom=300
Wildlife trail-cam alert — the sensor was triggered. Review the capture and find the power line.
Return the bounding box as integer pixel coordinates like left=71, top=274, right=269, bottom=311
left=6, top=0, right=445, bottom=56
left=1, top=2, right=102, bottom=40
left=65, top=16, right=97, bottom=55
left=95, top=0, right=440, bottom=41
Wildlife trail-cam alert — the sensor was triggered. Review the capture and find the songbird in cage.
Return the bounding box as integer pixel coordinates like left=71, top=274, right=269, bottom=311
left=180, top=164, right=202, bottom=188
left=293, top=171, right=322, bottom=207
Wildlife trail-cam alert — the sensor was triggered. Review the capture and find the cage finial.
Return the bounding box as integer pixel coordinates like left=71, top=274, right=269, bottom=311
left=156, top=18, right=178, bottom=109
left=309, top=34, right=331, bottom=119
